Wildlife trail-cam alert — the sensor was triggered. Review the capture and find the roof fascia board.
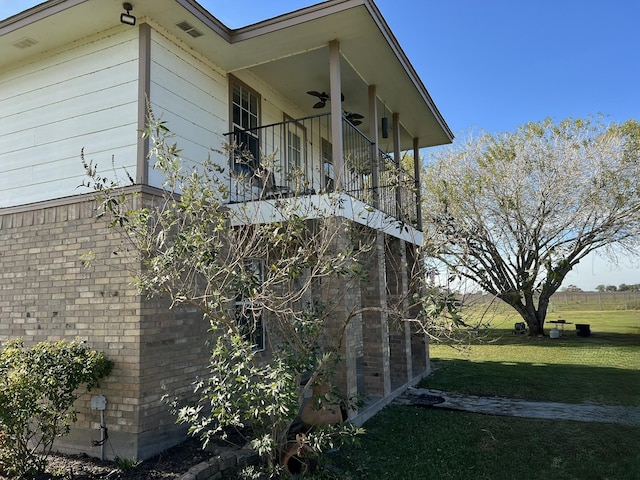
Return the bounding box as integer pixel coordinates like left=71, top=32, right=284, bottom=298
left=362, top=0, right=453, bottom=141
left=0, top=0, right=87, bottom=36
left=0, top=0, right=233, bottom=43
left=229, top=0, right=366, bottom=43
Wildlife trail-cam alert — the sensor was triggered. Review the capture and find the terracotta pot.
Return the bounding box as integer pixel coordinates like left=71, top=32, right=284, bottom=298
left=282, top=437, right=314, bottom=475
left=300, top=382, right=343, bottom=427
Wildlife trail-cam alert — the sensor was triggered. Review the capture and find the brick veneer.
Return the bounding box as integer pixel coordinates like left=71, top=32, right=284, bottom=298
left=361, top=231, right=391, bottom=398
left=0, top=193, right=429, bottom=459
left=0, top=192, right=209, bottom=460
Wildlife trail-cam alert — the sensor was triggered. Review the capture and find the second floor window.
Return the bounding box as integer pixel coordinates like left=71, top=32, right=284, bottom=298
left=231, top=80, right=260, bottom=171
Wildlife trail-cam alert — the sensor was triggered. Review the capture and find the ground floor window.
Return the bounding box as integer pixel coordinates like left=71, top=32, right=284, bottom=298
left=235, top=258, right=265, bottom=351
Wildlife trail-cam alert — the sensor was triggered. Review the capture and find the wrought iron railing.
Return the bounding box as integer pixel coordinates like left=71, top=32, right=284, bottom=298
left=224, top=113, right=419, bottom=226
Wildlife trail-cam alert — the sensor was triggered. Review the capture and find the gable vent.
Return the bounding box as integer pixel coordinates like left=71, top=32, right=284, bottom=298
left=12, top=37, right=38, bottom=49
left=176, top=21, right=203, bottom=38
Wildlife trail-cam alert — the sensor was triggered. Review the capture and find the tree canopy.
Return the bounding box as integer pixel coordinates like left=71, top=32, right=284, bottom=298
left=82, top=112, right=458, bottom=473
left=422, top=116, right=640, bottom=335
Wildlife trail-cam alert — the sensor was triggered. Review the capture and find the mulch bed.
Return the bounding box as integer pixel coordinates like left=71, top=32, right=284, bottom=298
left=7, top=437, right=220, bottom=480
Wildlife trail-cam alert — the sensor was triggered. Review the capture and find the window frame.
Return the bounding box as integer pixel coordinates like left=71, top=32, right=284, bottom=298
left=230, top=76, right=261, bottom=172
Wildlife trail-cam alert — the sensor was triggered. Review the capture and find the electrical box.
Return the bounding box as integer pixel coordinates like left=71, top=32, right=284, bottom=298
left=91, top=395, right=107, bottom=411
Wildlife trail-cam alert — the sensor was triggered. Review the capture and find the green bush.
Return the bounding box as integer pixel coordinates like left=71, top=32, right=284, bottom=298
left=0, top=339, right=113, bottom=477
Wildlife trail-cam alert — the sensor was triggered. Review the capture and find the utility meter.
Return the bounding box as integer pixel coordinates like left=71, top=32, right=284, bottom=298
left=91, top=395, right=107, bottom=411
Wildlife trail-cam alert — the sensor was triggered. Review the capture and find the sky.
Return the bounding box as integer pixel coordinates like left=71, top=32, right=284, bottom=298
left=1, top=0, right=639, bottom=290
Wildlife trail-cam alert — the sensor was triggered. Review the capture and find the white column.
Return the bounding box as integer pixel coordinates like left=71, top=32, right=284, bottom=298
left=413, top=137, right=422, bottom=230
left=368, top=85, right=380, bottom=207
left=329, top=40, right=344, bottom=191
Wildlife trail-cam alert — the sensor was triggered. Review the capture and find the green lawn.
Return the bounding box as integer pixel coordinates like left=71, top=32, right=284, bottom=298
left=424, top=310, right=640, bottom=405
left=326, top=407, right=640, bottom=480
left=316, top=309, right=640, bottom=480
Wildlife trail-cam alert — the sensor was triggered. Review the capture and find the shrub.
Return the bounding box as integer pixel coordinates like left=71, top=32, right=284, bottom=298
left=0, top=339, right=113, bottom=477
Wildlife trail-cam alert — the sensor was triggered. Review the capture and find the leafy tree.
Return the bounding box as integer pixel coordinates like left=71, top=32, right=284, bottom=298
left=0, top=340, right=112, bottom=477
left=81, top=112, right=450, bottom=473
left=595, top=284, right=606, bottom=293
left=606, top=285, right=618, bottom=292
left=423, top=117, right=640, bottom=335
left=563, top=285, right=582, bottom=292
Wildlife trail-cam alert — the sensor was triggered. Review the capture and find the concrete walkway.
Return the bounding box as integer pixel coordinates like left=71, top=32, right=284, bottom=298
left=397, top=387, right=640, bottom=427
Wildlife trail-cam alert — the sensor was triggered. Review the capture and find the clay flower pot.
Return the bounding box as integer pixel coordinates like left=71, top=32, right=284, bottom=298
left=300, top=381, right=343, bottom=427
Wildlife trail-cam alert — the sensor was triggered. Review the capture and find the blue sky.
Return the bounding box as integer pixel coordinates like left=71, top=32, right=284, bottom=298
left=2, top=0, right=638, bottom=290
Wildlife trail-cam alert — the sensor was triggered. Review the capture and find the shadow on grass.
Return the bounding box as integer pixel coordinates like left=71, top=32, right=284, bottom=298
left=474, top=328, right=640, bottom=347
left=330, top=405, right=640, bottom=480
left=420, top=357, right=640, bottom=406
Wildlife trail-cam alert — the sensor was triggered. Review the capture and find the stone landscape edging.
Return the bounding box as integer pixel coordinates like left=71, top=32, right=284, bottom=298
left=177, top=447, right=260, bottom=480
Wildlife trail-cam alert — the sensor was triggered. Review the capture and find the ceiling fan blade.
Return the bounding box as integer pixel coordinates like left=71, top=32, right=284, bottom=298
left=313, top=100, right=326, bottom=109
left=345, top=112, right=365, bottom=124
left=308, top=90, right=330, bottom=100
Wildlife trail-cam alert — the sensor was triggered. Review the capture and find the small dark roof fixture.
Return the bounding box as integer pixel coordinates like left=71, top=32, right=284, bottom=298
left=121, top=2, right=136, bottom=26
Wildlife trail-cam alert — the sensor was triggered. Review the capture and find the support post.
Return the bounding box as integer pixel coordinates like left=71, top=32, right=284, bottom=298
left=392, top=112, right=402, bottom=218
left=413, top=137, right=422, bottom=230
left=329, top=40, right=344, bottom=191
left=368, top=85, right=380, bottom=208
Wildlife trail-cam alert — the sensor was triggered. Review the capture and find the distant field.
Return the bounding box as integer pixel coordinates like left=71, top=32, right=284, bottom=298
left=464, top=291, right=640, bottom=312
left=425, top=307, right=640, bottom=406
left=549, top=291, right=640, bottom=312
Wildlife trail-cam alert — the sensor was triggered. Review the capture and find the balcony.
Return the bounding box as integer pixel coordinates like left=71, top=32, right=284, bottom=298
left=225, top=113, right=420, bottom=227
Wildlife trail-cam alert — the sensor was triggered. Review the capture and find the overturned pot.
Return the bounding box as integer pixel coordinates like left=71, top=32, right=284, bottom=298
left=282, top=434, right=315, bottom=475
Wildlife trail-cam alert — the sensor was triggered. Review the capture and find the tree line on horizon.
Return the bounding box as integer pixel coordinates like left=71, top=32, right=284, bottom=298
left=563, top=284, right=640, bottom=293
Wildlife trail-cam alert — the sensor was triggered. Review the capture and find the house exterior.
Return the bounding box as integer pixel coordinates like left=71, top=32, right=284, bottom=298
left=0, top=0, right=453, bottom=461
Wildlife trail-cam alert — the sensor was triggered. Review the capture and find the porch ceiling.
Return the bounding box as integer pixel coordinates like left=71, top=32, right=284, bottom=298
left=224, top=1, right=453, bottom=150
left=0, top=0, right=452, bottom=150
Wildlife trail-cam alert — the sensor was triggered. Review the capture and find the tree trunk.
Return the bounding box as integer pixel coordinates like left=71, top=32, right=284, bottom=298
left=500, top=291, right=549, bottom=336
left=525, top=314, right=545, bottom=336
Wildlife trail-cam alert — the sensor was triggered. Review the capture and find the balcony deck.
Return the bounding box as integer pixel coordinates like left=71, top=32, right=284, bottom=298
left=225, top=113, right=419, bottom=228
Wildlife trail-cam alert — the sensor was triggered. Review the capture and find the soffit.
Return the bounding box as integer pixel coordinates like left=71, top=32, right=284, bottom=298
left=219, top=2, right=452, bottom=149
left=0, top=0, right=230, bottom=67
left=0, top=0, right=452, bottom=149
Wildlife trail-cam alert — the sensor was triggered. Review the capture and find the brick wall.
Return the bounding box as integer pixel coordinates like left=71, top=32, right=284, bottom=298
left=0, top=193, right=209, bottom=460
left=0, top=194, right=431, bottom=458
left=385, top=237, right=411, bottom=389
left=361, top=230, right=390, bottom=398
left=318, top=218, right=363, bottom=409
left=406, top=243, right=429, bottom=375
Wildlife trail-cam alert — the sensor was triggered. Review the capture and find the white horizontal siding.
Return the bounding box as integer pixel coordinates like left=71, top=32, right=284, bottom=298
left=0, top=30, right=139, bottom=208
left=148, top=31, right=228, bottom=188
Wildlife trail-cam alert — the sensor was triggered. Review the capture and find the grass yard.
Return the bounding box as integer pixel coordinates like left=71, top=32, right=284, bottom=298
left=318, top=308, right=640, bottom=480
left=326, top=407, right=640, bottom=480
left=424, top=310, right=640, bottom=406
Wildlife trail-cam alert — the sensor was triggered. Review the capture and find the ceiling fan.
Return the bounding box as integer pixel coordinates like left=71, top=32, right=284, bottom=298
left=307, top=90, right=345, bottom=109
left=344, top=111, right=364, bottom=126
left=307, top=91, right=364, bottom=125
